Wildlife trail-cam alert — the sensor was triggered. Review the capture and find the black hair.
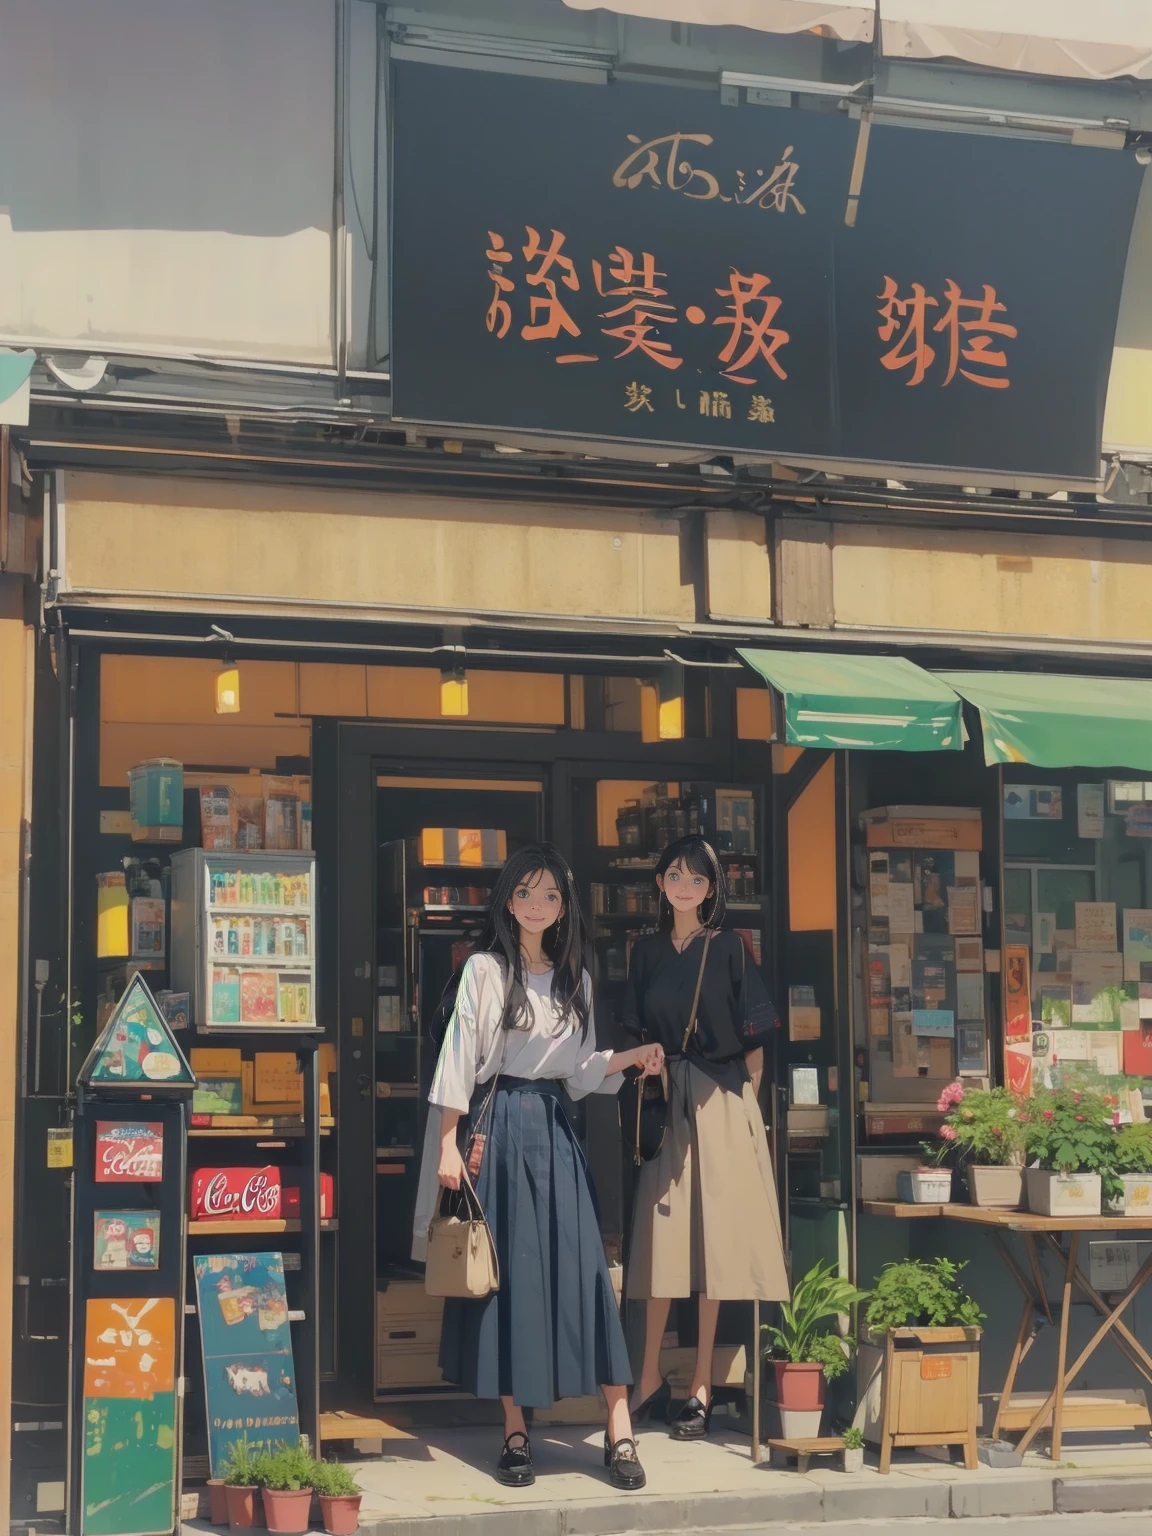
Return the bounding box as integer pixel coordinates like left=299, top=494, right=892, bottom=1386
left=432, top=843, right=591, bottom=1044
left=654, top=834, right=728, bottom=931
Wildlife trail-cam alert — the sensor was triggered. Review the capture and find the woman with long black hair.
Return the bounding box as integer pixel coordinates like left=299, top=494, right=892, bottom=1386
left=624, top=834, right=789, bottom=1439
left=412, top=843, right=664, bottom=1490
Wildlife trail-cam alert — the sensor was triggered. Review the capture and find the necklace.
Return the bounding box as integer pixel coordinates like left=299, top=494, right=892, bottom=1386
left=671, top=925, right=704, bottom=954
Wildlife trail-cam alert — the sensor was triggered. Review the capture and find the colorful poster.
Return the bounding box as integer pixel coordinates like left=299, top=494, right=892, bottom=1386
left=1003, top=785, right=1063, bottom=820
left=81, top=1297, right=176, bottom=1535
left=1123, top=910, right=1152, bottom=982
left=95, top=1123, right=163, bottom=1184
left=912, top=1009, right=954, bottom=1038
left=1071, top=950, right=1126, bottom=1024
left=94, top=1212, right=161, bottom=1270
left=193, top=1252, right=300, bottom=1475
left=1004, top=943, right=1032, bottom=1041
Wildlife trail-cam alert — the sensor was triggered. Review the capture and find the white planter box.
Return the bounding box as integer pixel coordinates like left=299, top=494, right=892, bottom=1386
left=969, top=1165, right=1024, bottom=1209
left=779, top=1407, right=822, bottom=1439
left=1025, top=1169, right=1101, bottom=1216
left=843, top=1446, right=864, bottom=1473
left=896, top=1168, right=953, bottom=1204
left=1106, top=1173, right=1152, bottom=1218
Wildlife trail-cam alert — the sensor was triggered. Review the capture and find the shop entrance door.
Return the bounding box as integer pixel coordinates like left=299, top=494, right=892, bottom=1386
left=772, top=750, right=853, bottom=1277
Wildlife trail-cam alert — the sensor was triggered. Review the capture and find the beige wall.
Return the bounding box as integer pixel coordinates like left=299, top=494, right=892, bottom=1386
left=61, top=473, right=697, bottom=624
left=830, top=523, right=1152, bottom=644
left=0, top=615, right=33, bottom=1525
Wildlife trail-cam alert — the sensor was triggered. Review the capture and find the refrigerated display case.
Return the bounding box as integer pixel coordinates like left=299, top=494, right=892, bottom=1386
left=170, top=849, right=318, bottom=1032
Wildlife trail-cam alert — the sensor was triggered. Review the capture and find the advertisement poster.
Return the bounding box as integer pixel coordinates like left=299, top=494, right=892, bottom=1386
left=193, top=1252, right=300, bottom=1475
left=81, top=1297, right=176, bottom=1535
left=1003, top=785, right=1063, bottom=820
left=95, top=1123, right=163, bottom=1184
left=84, top=975, right=194, bottom=1087
left=1077, top=783, right=1106, bottom=839
left=94, top=1212, right=161, bottom=1270
left=1004, top=942, right=1033, bottom=1095
left=1074, top=902, right=1118, bottom=953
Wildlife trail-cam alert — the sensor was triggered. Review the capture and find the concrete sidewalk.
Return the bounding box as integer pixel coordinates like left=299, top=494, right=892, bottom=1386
left=181, top=1420, right=1152, bottom=1534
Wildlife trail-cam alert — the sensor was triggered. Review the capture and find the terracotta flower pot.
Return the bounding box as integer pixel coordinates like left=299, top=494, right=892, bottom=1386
left=224, top=1483, right=257, bottom=1530
left=320, top=1491, right=363, bottom=1534
left=207, top=1478, right=229, bottom=1524
left=772, top=1360, right=827, bottom=1412
left=260, top=1486, right=314, bottom=1534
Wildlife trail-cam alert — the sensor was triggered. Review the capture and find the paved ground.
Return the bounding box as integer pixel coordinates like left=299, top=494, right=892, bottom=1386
left=181, top=1419, right=1152, bottom=1534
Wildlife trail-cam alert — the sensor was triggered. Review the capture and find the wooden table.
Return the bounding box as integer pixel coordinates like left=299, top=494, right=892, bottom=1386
left=863, top=1202, right=1152, bottom=1459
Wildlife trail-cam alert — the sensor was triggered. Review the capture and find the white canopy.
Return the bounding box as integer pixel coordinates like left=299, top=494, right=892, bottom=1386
left=559, top=0, right=874, bottom=44
left=563, top=0, right=1152, bottom=79
left=879, top=0, right=1152, bottom=82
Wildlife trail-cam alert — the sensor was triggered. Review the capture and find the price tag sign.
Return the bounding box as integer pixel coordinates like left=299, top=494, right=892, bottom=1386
left=47, top=1126, right=73, bottom=1168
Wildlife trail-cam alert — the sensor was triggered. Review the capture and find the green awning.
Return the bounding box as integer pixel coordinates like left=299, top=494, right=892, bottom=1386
left=938, top=672, right=1152, bottom=771
left=737, top=650, right=964, bottom=752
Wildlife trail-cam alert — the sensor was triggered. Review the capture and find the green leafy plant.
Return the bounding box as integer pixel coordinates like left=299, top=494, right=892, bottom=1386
left=929, top=1082, right=1025, bottom=1167
left=842, top=1426, right=864, bottom=1450
left=311, top=1460, right=361, bottom=1498
left=864, top=1258, right=985, bottom=1337
left=252, top=1443, right=316, bottom=1492
left=1101, top=1120, right=1152, bottom=1202
left=221, top=1435, right=260, bottom=1488
left=1022, top=1086, right=1114, bottom=1174
left=761, top=1260, right=869, bottom=1380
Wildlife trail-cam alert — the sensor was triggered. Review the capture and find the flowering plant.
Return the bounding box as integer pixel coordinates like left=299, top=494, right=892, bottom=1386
left=1022, top=1085, right=1114, bottom=1174
left=929, top=1082, right=1025, bottom=1167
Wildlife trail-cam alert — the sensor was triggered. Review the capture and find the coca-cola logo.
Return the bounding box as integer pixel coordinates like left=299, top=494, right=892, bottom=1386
left=95, top=1122, right=164, bottom=1183
left=193, top=1166, right=281, bottom=1220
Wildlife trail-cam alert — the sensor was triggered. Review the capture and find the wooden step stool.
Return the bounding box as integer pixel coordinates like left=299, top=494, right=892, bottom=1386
left=767, top=1435, right=849, bottom=1473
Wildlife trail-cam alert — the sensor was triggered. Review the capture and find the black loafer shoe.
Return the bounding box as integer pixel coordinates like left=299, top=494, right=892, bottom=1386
left=604, top=1434, right=646, bottom=1490
left=496, top=1431, right=535, bottom=1487
left=670, top=1393, right=714, bottom=1440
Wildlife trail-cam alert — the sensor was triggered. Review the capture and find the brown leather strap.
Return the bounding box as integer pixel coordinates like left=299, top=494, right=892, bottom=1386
left=679, top=929, right=716, bottom=1054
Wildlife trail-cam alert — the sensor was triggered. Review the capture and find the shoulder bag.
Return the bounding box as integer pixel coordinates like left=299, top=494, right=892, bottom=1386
left=618, top=928, right=715, bottom=1167
left=424, top=1164, right=500, bottom=1298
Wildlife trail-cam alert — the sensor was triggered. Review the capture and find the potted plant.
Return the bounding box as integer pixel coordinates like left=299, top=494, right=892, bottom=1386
left=1104, top=1119, right=1152, bottom=1217
left=254, top=1444, right=316, bottom=1534
left=762, top=1260, right=869, bottom=1437
left=857, top=1259, right=985, bottom=1468
left=932, top=1081, right=1026, bottom=1208
left=1022, top=1086, right=1110, bottom=1214
left=842, top=1424, right=865, bottom=1473
left=221, top=1436, right=260, bottom=1531
left=206, top=1474, right=229, bottom=1525
left=312, top=1460, right=364, bottom=1535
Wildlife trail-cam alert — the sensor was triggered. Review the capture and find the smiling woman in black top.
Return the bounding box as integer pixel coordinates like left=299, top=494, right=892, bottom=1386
left=624, top=835, right=790, bottom=1441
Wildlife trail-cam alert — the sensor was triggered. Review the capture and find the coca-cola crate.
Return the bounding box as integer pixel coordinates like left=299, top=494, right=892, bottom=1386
left=282, top=1174, right=334, bottom=1220
left=191, top=1166, right=282, bottom=1221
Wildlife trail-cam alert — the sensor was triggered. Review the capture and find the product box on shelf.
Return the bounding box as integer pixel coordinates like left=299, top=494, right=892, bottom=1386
left=283, top=1175, right=334, bottom=1220
left=129, top=758, right=184, bottom=842
left=130, top=896, right=167, bottom=959
left=191, top=1166, right=282, bottom=1221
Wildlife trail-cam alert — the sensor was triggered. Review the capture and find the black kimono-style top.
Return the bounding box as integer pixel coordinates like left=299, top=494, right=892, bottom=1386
left=621, top=929, right=778, bottom=1092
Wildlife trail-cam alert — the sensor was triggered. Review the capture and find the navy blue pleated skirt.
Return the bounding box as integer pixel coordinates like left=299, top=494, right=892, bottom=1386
left=438, top=1076, right=632, bottom=1408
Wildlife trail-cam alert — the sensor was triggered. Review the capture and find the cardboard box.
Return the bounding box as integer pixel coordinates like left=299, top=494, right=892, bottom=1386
left=130, top=896, right=166, bottom=959
left=857, top=1153, right=926, bottom=1202
left=128, top=758, right=184, bottom=842
left=862, top=805, right=982, bottom=851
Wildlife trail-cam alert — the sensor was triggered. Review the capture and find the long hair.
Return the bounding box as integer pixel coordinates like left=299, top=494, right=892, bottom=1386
left=655, top=834, right=728, bottom=931
left=470, top=842, right=592, bottom=1037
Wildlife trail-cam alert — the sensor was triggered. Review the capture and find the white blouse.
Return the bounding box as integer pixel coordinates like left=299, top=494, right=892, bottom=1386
left=412, top=952, right=617, bottom=1260
left=428, top=952, right=617, bottom=1110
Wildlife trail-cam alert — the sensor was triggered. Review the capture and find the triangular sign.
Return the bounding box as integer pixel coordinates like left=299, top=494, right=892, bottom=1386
left=79, top=973, right=197, bottom=1092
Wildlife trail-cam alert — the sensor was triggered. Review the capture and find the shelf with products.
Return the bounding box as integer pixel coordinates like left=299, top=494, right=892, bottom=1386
left=186, top=1218, right=338, bottom=1236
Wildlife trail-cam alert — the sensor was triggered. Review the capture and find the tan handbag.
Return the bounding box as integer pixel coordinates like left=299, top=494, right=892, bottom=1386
left=424, top=1165, right=499, bottom=1299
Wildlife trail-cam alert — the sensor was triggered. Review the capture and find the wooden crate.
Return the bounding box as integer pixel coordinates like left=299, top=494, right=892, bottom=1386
left=875, top=1327, right=982, bottom=1474
left=376, top=1281, right=446, bottom=1392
